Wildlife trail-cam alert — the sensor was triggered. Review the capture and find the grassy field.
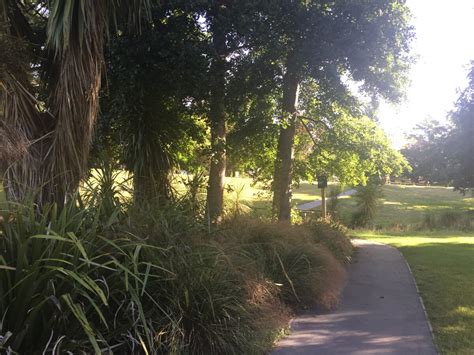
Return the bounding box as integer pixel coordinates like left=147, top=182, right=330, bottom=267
left=231, top=180, right=473, bottom=228
left=0, top=175, right=324, bottom=215
left=341, top=185, right=473, bottom=229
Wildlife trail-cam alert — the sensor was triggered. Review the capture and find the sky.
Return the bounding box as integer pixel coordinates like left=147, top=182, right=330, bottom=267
left=378, top=0, right=474, bottom=148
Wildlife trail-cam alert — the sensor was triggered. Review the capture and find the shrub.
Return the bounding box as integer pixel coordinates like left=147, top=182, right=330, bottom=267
left=152, top=245, right=257, bottom=353
left=422, top=210, right=474, bottom=231
left=307, top=219, right=353, bottom=265
left=351, top=181, right=383, bottom=227
left=0, top=200, right=258, bottom=353
left=0, top=189, right=352, bottom=353
left=0, top=200, right=174, bottom=353
left=224, top=183, right=252, bottom=218
left=220, top=218, right=350, bottom=310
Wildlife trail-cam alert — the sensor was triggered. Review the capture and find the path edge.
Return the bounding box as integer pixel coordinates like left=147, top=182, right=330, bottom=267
left=398, top=248, right=439, bottom=354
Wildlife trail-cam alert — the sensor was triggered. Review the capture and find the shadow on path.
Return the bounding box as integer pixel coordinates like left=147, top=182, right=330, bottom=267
left=273, top=239, right=437, bottom=354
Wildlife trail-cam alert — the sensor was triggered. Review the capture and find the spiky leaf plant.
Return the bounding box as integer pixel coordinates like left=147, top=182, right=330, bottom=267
left=351, top=180, right=384, bottom=227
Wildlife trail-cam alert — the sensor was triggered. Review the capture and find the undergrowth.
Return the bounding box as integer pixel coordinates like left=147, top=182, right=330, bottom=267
left=0, top=177, right=352, bottom=354
left=422, top=210, right=474, bottom=231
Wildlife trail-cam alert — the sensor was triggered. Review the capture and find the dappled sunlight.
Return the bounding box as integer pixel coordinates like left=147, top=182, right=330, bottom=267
left=336, top=184, right=474, bottom=228
left=382, top=201, right=403, bottom=206
left=292, top=191, right=320, bottom=203
left=224, top=179, right=327, bottom=206
left=354, top=233, right=474, bottom=247
left=337, top=195, right=353, bottom=200
left=451, top=306, right=474, bottom=318
left=276, top=305, right=429, bottom=352
left=292, top=182, right=323, bottom=204
left=440, top=324, right=468, bottom=336
left=408, top=204, right=430, bottom=211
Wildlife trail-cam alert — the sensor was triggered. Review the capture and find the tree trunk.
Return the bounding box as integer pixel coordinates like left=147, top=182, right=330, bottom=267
left=272, top=57, right=301, bottom=221
left=206, top=14, right=227, bottom=224
left=45, top=30, right=104, bottom=206
left=133, top=154, right=172, bottom=204
left=133, top=174, right=159, bottom=205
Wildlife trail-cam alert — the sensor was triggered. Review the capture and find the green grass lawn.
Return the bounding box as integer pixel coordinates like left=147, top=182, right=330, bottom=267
left=334, top=184, right=473, bottom=229
left=228, top=180, right=473, bottom=228
left=354, top=230, right=474, bottom=354
left=225, top=177, right=325, bottom=205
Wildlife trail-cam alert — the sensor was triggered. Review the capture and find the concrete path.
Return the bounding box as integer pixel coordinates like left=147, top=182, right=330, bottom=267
left=297, top=189, right=357, bottom=211
left=273, top=239, right=437, bottom=354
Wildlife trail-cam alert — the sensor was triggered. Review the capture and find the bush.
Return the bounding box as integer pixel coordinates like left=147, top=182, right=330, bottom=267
left=351, top=181, right=383, bottom=227
left=0, top=200, right=174, bottom=353
left=219, top=217, right=350, bottom=310
left=307, top=219, right=353, bottom=265
left=422, top=210, right=474, bottom=231
left=0, top=201, right=272, bottom=354
left=0, top=193, right=352, bottom=353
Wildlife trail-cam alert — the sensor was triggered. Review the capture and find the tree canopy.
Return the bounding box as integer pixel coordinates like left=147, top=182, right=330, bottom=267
left=2, top=0, right=415, bottom=218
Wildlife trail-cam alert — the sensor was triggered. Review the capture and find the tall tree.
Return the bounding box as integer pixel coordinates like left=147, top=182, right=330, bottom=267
left=263, top=0, right=414, bottom=220
left=228, top=93, right=410, bottom=190
left=185, top=0, right=263, bottom=223
left=301, top=113, right=410, bottom=186
left=401, top=119, right=451, bottom=184
left=206, top=2, right=228, bottom=223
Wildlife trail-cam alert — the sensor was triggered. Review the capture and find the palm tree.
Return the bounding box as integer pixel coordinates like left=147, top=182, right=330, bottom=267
left=1, top=0, right=151, bottom=206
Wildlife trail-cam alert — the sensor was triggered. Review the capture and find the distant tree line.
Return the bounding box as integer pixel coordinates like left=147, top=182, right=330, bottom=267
left=401, top=63, right=474, bottom=193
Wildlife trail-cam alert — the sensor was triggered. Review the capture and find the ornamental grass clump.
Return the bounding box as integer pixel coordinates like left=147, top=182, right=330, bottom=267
left=220, top=217, right=350, bottom=310
left=0, top=180, right=352, bottom=353
left=0, top=198, right=262, bottom=354
left=307, top=219, right=354, bottom=265
left=0, top=199, right=178, bottom=353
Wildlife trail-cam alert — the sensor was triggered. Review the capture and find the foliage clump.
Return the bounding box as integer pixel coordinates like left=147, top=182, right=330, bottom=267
left=422, top=211, right=474, bottom=231
left=351, top=180, right=384, bottom=228
left=0, top=188, right=352, bottom=354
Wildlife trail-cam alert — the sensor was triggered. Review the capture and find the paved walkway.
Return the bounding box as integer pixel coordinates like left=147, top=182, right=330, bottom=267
left=273, top=239, right=437, bottom=354
left=296, top=189, right=357, bottom=211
